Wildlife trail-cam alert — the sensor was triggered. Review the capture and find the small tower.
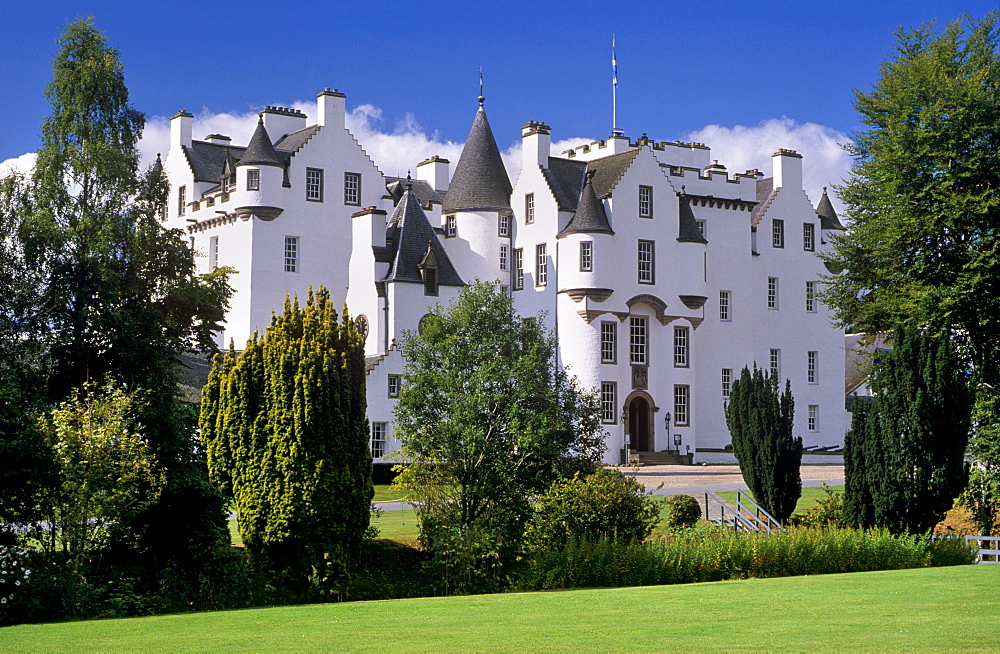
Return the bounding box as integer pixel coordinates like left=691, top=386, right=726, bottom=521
left=675, top=186, right=709, bottom=311
left=557, top=172, right=615, bottom=292
left=234, top=117, right=285, bottom=221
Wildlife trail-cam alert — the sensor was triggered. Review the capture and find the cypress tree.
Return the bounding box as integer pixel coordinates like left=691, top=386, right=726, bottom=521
left=842, top=398, right=876, bottom=528
left=201, top=287, right=372, bottom=595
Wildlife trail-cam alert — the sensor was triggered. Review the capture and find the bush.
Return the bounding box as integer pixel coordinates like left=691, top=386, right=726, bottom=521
left=789, top=483, right=845, bottom=528
left=522, top=469, right=660, bottom=556
left=927, top=536, right=979, bottom=567
left=664, top=495, right=702, bottom=530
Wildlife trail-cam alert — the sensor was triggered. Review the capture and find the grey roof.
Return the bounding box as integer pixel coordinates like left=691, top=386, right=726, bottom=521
left=543, top=157, right=587, bottom=212
left=816, top=187, right=845, bottom=230
left=275, top=125, right=321, bottom=153
left=385, top=186, right=464, bottom=287
left=558, top=174, right=614, bottom=238
left=586, top=149, right=639, bottom=198
left=176, top=351, right=216, bottom=404
left=845, top=333, right=891, bottom=394
left=386, top=177, right=447, bottom=207
left=183, top=142, right=248, bottom=183
left=442, top=105, right=512, bottom=213
left=240, top=119, right=284, bottom=167
left=750, top=176, right=777, bottom=227
left=677, top=190, right=707, bottom=243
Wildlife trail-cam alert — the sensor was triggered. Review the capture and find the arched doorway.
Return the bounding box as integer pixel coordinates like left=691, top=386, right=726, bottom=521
left=627, top=395, right=651, bottom=452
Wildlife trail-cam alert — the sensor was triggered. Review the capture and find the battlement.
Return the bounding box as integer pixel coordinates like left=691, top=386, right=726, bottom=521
left=260, top=105, right=307, bottom=118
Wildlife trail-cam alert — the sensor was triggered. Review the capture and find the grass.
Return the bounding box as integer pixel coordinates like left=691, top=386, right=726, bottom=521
left=716, top=485, right=844, bottom=515
left=2, top=564, right=996, bottom=651
left=373, top=484, right=404, bottom=503
left=227, top=508, right=421, bottom=546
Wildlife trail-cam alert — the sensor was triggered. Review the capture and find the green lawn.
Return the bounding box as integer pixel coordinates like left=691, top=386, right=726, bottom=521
left=228, top=507, right=421, bottom=546
left=373, top=484, right=404, bottom=503
left=716, top=485, right=844, bottom=515
left=3, top=564, right=996, bottom=651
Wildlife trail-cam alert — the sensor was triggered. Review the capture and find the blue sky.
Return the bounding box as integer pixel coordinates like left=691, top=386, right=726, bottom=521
left=2, top=1, right=997, bottom=207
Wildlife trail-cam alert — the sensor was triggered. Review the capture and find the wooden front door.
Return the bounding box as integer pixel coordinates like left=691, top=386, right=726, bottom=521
left=628, top=396, right=651, bottom=452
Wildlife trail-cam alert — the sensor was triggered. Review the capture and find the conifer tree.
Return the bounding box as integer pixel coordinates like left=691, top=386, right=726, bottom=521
left=725, top=365, right=802, bottom=522
left=201, top=287, right=372, bottom=595
left=842, top=399, right=877, bottom=528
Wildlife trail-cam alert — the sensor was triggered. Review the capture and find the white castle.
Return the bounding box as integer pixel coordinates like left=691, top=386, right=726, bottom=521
left=163, top=88, right=847, bottom=465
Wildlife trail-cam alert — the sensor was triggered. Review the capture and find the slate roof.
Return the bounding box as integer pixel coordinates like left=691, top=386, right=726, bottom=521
left=586, top=149, right=639, bottom=198
left=183, top=142, right=248, bottom=183
left=816, top=187, right=845, bottom=230
left=275, top=125, right=321, bottom=153
left=677, top=189, right=708, bottom=243
left=240, top=118, right=284, bottom=167
left=384, top=186, right=464, bottom=286
left=543, top=157, right=587, bottom=212
left=750, top=176, right=777, bottom=227
left=442, top=105, right=512, bottom=213
left=558, top=174, right=614, bottom=238
left=176, top=351, right=216, bottom=404
left=845, top=333, right=891, bottom=394
left=386, top=177, right=447, bottom=207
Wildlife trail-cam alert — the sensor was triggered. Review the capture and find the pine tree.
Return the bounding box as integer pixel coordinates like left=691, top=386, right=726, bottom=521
left=842, top=399, right=876, bottom=528
left=725, top=365, right=802, bottom=522
left=201, top=287, right=372, bottom=595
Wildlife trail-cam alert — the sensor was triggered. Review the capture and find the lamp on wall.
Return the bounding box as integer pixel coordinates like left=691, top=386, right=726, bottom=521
left=664, top=411, right=671, bottom=452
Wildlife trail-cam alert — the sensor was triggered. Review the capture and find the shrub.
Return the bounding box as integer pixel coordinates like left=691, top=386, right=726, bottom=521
left=664, top=494, right=702, bottom=530
left=789, top=483, right=845, bottom=528
left=522, top=469, right=660, bottom=556
left=927, top=536, right=979, bottom=567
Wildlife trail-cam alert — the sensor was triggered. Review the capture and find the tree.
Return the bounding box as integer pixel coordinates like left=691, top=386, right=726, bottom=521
left=0, top=18, right=233, bottom=567
left=843, top=324, right=971, bottom=534
left=725, top=365, right=801, bottom=522
left=961, top=386, right=1000, bottom=536
left=200, top=287, right=372, bottom=595
left=392, top=281, right=604, bottom=592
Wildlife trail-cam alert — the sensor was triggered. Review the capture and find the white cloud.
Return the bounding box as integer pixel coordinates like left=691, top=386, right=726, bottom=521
left=0, top=152, right=37, bottom=178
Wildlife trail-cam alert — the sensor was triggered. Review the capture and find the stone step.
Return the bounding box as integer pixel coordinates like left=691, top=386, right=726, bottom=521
left=631, top=450, right=693, bottom=466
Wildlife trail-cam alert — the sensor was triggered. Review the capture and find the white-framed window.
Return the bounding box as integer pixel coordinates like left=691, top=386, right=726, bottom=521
left=630, top=317, right=647, bottom=365
left=388, top=375, right=400, bottom=398
left=772, top=219, right=784, bottom=248
left=719, top=290, right=731, bottom=321
left=770, top=348, right=781, bottom=379
left=498, top=214, right=510, bottom=237
left=808, top=405, right=819, bottom=431
left=284, top=236, right=299, bottom=273
left=499, top=244, right=509, bottom=271
left=306, top=168, right=324, bottom=202
left=674, top=326, right=689, bottom=367
left=600, top=382, right=617, bottom=424
left=247, top=169, right=260, bottom=191
left=803, top=222, right=815, bottom=251
left=525, top=193, right=535, bottom=224
left=639, top=185, right=653, bottom=218
left=535, top=243, right=547, bottom=286
left=696, top=219, right=707, bottom=238
left=446, top=214, right=457, bottom=237
left=806, top=281, right=816, bottom=312
left=674, top=385, right=689, bottom=425
left=209, top=235, right=219, bottom=271
left=600, top=322, right=617, bottom=364
left=722, top=368, right=733, bottom=399
left=514, top=248, right=524, bottom=290
left=371, top=422, right=387, bottom=458
left=808, top=351, right=818, bottom=383
left=768, top=277, right=779, bottom=309
left=178, top=185, right=186, bottom=216
left=580, top=241, right=593, bottom=272
left=638, top=240, right=655, bottom=284
left=344, top=172, right=361, bottom=205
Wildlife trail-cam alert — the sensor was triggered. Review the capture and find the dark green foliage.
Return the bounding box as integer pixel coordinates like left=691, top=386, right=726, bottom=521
left=522, top=469, right=660, bottom=555
left=393, top=280, right=605, bottom=593
left=664, top=494, right=702, bottom=530
left=927, top=537, right=980, bottom=567
left=200, top=287, right=373, bottom=595
left=843, top=324, right=971, bottom=534
left=725, top=365, right=802, bottom=522
left=961, top=386, right=1000, bottom=536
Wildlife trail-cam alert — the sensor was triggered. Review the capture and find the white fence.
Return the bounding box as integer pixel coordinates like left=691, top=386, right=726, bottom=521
left=966, top=535, right=1000, bottom=564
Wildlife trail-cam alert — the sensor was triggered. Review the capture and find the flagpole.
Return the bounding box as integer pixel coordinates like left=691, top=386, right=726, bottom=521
left=612, top=33, right=618, bottom=135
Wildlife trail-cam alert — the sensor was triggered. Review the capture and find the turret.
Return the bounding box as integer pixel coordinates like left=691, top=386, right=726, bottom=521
left=675, top=186, right=708, bottom=310
left=816, top=187, right=844, bottom=231
left=557, top=173, right=615, bottom=291
left=233, top=118, right=285, bottom=221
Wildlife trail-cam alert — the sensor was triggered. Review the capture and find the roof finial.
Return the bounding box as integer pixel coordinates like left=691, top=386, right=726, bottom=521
left=478, top=66, right=485, bottom=106
left=406, top=171, right=412, bottom=190
left=823, top=186, right=828, bottom=194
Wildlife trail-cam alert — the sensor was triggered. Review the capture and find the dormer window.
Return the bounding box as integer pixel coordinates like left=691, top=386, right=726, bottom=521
left=418, top=241, right=439, bottom=296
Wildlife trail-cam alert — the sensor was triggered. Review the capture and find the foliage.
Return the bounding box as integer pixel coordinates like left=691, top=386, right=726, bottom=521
left=843, top=324, right=971, bottom=534
left=392, top=280, right=605, bottom=593
left=200, top=287, right=373, bottom=596
left=664, top=494, right=702, bottom=530
left=961, top=385, right=1000, bottom=535
left=724, top=364, right=802, bottom=522
left=926, top=536, right=980, bottom=567
left=522, top=469, right=660, bottom=556
left=789, top=482, right=844, bottom=529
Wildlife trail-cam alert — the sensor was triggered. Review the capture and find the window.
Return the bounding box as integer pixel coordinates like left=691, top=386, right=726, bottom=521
left=808, top=351, right=818, bottom=383
left=674, top=326, right=689, bottom=367
left=247, top=169, right=260, bottom=191
left=499, top=244, right=509, bottom=271
left=209, top=236, right=218, bottom=271
left=525, top=193, right=534, bottom=224
left=772, top=219, right=784, bottom=248
left=423, top=267, right=438, bottom=296
left=388, top=375, right=400, bottom=398
left=514, top=248, right=524, bottom=290
left=768, top=277, right=779, bottom=309
left=284, top=236, right=299, bottom=273
left=630, top=317, right=647, bottom=365
left=371, top=422, right=387, bottom=458
left=803, top=223, right=815, bottom=251
left=160, top=203, right=168, bottom=221
left=306, top=168, right=324, bottom=202
left=770, top=348, right=781, bottom=379
left=600, top=382, right=617, bottom=424
left=638, top=240, right=655, bottom=284
left=535, top=243, right=547, bottom=286
left=674, top=386, right=689, bottom=425
left=600, top=322, right=617, bottom=364
left=722, top=368, right=733, bottom=399
left=580, top=241, right=593, bottom=272
left=344, top=172, right=361, bottom=205
left=808, top=405, right=819, bottom=431
left=696, top=219, right=706, bottom=238
left=446, top=214, right=457, bottom=237
left=639, top=185, right=653, bottom=218
left=806, top=281, right=816, bottom=312
left=178, top=185, right=186, bottom=216
left=719, top=290, right=731, bottom=321
left=498, top=214, right=510, bottom=237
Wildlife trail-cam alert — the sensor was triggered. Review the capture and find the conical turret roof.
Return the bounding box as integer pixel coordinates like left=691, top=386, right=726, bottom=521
left=557, top=174, right=614, bottom=238
left=442, top=101, right=512, bottom=214
left=239, top=118, right=283, bottom=167
left=677, top=187, right=707, bottom=243
left=385, top=184, right=464, bottom=286
left=816, top=187, right=844, bottom=230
